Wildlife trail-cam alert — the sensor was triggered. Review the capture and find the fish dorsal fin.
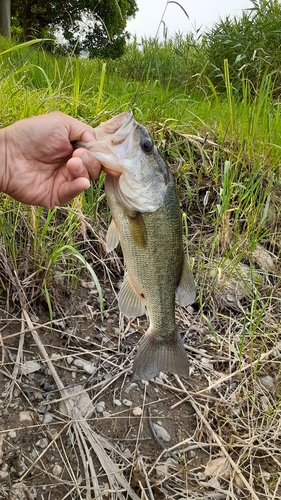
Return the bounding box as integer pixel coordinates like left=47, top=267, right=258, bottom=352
left=176, top=258, right=196, bottom=307
left=118, top=274, right=146, bottom=317
left=106, top=219, right=120, bottom=252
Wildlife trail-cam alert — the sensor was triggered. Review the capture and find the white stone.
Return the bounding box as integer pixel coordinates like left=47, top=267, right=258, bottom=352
left=42, top=413, right=54, bottom=424
left=113, top=399, right=122, bottom=407
left=132, top=407, right=142, bottom=416
left=20, top=360, right=41, bottom=375
left=95, top=401, right=105, bottom=413
left=60, top=386, right=95, bottom=418
left=0, top=469, right=10, bottom=482
left=53, top=464, right=63, bottom=477
left=259, top=375, right=275, bottom=390
left=122, top=399, right=133, bottom=407
left=19, top=411, right=34, bottom=425
left=124, top=382, right=138, bottom=394
left=36, top=438, right=49, bottom=449
left=74, top=358, right=97, bottom=374
left=153, top=424, right=171, bottom=442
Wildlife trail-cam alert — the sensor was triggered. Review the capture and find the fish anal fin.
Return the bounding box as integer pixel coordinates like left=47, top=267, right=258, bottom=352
left=176, top=258, right=196, bottom=307
left=106, top=219, right=120, bottom=252
left=132, top=329, right=189, bottom=380
left=118, top=274, right=146, bottom=317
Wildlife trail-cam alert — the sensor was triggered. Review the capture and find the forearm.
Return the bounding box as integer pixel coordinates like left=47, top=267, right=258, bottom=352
left=0, top=126, right=9, bottom=194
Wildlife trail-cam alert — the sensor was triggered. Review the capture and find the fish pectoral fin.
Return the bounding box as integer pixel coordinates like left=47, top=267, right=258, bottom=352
left=106, top=219, right=120, bottom=252
left=176, top=258, right=196, bottom=307
left=132, top=329, right=189, bottom=380
left=118, top=274, right=146, bottom=317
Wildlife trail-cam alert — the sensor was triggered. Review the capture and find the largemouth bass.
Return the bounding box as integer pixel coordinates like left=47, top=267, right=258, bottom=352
left=75, top=111, right=196, bottom=379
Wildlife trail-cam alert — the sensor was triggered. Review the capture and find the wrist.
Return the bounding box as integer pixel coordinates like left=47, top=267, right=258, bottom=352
left=0, top=127, right=9, bottom=195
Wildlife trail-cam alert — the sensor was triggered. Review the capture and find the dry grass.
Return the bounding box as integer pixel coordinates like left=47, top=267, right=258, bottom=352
left=1, top=132, right=281, bottom=500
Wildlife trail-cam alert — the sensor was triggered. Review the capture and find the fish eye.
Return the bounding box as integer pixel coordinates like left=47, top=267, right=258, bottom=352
left=140, top=138, right=154, bottom=154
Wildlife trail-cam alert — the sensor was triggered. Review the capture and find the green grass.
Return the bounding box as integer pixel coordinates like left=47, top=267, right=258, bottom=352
left=1, top=28, right=281, bottom=498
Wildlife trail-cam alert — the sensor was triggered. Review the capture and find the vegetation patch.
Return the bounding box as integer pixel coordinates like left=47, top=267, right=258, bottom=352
left=1, top=2, right=281, bottom=498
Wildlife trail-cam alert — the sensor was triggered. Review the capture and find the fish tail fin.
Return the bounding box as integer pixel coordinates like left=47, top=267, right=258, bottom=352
left=132, top=329, right=189, bottom=380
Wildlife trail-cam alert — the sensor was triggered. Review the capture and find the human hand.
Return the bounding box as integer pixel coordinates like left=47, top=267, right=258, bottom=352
left=0, top=112, right=102, bottom=208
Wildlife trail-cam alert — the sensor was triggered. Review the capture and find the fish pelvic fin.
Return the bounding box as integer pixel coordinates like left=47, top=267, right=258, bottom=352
left=106, top=219, right=120, bottom=252
left=132, top=329, right=189, bottom=380
left=118, top=274, right=146, bottom=317
left=176, top=257, right=196, bottom=307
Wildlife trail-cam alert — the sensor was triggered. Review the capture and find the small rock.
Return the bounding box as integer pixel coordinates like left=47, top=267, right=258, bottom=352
left=51, top=353, right=61, bottom=361
left=66, top=356, right=74, bottom=364
left=201, top=357, right=214, bottom=370
left=153, top=424, right=171, bottom=442
left=36, top=438, right=49, bottom=449
left=95, top=401, right=106, bottom=413
left=29, top=449, right=38, bottom=461
left=204, top=456, right=230, bottom=480
left=74, top=358, right=97, bottom=375
left=103, top=411, right=111, bottom=417
left=101, top=352, right=110, bottom=359
left=81, top=280, right=97, bottom=289
left=13, top=387, right=21, bottom=398
left=60, top=386, right=95, bottom=418
left=8, top=430, right=17, bottom=439
left=124, top=383, right=138, bottom=394
left=0, top=469, right=10, bottom=482
left=19, top=411, right=34, bottom=425
left=186, top=450, right=195, bottom=459
left=41, top=413, right=54, bottom=424
left=11, top=483, right=28, bottom=499
left=53, top=464, right=63, bottom=477
left=132, top=407, right=142, bottom=416
left=122, top=399, right=132, bottom=407
left=20, top=360, right=41, bottom=375
left=259, top=375, right=275, bottom=391
left=113, top=399, right=122, bottom=407
left=260, top=395, right=269, bottom=412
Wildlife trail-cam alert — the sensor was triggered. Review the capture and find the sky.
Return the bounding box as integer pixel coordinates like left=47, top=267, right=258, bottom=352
left=126, top=0, right=253, bottom=40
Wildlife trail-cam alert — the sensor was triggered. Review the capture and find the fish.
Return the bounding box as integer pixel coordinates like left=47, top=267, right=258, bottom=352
left=75, top=110, right=196, bottom=380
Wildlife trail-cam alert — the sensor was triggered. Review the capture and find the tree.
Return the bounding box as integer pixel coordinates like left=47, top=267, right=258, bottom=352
left=10, top=0, right=138, bottom=58
left=0, top=0, right=11, bottom=38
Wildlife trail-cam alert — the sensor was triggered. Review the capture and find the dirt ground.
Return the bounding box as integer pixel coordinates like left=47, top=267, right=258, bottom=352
left=0, top=267, right=281, bottom=499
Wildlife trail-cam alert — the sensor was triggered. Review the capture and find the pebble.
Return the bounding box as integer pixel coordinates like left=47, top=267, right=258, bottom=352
left=19, top=411, right=34, bottom=425
left=20, top=360, right=41, bottom=375
left=74, top=358, right=97, bottom=375
left=124, top=382, right=138, bottom=394
left=113, top=399, right=122, bottom=407
left=155, top=462, right=169, bottom=479
left=60, top=386, right=95, bottom=418
left=95, top=401, right=106, bottom=413
left=51, top=353, right=61, bottom=361
left=122, top=399, right=133, bottom=407
left=132, top=407, right=142, bottom=416
left=13, top=387, right=21, bottom=398
left=53, top=464, right=63, bottom=477
left=258, top=375, right=275, bottom=390
left=153, top=424, right=171, bottom=442
left=41, top=412, right=54, bottom=424
left=8, top=430, right=17, bottom=439
left=81, top=280, right=97, bottom=289
left=66, top=355, right=73, bottom=364
left=36, top=438, right=49, bottom=449
left=0, top=469, right=10, bottom=482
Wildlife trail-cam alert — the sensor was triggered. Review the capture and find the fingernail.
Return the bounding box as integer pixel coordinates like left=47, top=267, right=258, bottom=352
left=82, top=152, right=89, bottom=165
